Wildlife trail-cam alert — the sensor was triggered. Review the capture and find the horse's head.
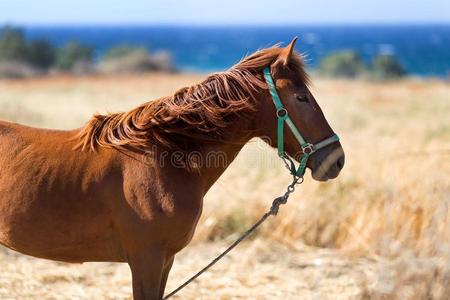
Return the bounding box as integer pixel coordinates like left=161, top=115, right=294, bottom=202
left=257, top=38, right=345, bottom=181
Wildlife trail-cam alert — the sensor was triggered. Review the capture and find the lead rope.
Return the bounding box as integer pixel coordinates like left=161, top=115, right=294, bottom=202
left=162, top=174, right=303, bottom=299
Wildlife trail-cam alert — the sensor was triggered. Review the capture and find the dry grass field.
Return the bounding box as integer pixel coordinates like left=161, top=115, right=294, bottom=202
left=0, top=73, right=449, bottom=299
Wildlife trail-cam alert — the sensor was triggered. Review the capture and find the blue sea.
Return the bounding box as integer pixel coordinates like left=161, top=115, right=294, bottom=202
left=23, top=25, right=450, bottom=77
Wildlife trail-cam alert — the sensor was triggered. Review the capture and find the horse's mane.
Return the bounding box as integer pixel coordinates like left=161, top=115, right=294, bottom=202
left=76, top=45, right=308, bottom=154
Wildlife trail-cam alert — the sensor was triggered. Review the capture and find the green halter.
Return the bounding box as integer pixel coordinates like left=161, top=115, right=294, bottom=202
left=263, top=67, right=340, bottom=177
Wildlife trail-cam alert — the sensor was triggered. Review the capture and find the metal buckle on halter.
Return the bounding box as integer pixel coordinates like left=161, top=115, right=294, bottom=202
left=279, top=153, right=297, bottom=175
left=301, top=143, right=315, bottom=154
left=276, top=108, right=288, bottom=118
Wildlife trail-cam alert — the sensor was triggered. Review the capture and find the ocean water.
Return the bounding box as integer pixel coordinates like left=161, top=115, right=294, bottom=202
left=23, top=25, right=450, bottom=77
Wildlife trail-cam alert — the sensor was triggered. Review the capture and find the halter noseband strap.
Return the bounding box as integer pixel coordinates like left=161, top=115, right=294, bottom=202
left=263, top=67, right=340, bottom=177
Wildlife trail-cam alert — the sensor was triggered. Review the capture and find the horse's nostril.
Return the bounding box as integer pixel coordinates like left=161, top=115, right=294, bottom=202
left=337, top=156, right=345, bottom=170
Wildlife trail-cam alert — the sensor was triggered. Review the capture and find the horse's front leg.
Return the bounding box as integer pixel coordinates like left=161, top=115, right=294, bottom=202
left=159, top=256, right=174, bottom=299
left=127, top=246, right=167, bottom=300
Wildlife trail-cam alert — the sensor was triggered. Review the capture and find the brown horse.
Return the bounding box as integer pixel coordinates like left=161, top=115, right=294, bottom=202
left=0, top=38, right=344, bottom=299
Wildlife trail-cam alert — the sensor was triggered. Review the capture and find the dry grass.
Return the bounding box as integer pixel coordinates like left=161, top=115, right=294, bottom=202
left=0, top=74, right=449, bottom=299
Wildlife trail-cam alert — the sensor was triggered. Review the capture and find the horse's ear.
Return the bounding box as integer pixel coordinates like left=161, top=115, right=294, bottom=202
left=274, top=36, right=298, bottom=68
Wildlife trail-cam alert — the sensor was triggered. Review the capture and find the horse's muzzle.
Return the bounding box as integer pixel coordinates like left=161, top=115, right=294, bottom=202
left=310, top=145, right=345, bottom=182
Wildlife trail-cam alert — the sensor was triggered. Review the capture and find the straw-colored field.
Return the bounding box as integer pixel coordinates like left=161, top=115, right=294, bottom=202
left=0, top=73, right=449, bottom=299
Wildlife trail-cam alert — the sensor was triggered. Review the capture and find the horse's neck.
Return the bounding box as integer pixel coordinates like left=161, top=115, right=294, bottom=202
left=198, top=142, right=248, bottom=193
left=198, top=122, right=255, bottom=194
left=195, top=89, right=269, bottom=193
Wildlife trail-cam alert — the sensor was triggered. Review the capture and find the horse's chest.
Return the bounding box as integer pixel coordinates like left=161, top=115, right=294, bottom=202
left=120, top=191, right=204, bottom=254
left=168, top=203, right=204, bottom=251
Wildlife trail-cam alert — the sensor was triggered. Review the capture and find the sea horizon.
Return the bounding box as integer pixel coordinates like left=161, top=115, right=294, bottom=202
left=2, top=24, right=449, bottom=77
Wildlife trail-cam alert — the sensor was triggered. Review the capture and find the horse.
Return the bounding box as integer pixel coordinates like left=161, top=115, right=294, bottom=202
left=0, top=37, right=345, bottom=299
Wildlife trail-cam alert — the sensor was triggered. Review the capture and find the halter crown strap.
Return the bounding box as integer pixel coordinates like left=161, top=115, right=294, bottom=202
left=263, top=67, right=340, bottom=177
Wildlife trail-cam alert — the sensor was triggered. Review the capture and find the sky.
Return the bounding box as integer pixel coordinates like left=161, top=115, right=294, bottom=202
left=0, top=0, right=449, bottom=26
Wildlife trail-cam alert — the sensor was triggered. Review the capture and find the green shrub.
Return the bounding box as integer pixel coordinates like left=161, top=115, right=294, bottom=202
left=372, top=54, right=406, bottom=80
left=99, top=45, right=174, bottom=73
left=0, top=62, right=40, bottom=78
left=55, top=41, right=93, bottom=71
left=318, top=50, right=367, bottom=78
left=0, top=26, right=28, bottom=62
left=102, top=45, right=147, bottom=61
left=27, top=40, right=55, bottom=68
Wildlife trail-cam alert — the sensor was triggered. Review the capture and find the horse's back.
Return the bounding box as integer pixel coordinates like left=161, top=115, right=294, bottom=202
left=0, top=119, right=66, bottom=152
left=0, top=119, right=12, bottom=135
left=0, top=120, right=25, bottom=152
left=0, top=120, right=79, bottom=180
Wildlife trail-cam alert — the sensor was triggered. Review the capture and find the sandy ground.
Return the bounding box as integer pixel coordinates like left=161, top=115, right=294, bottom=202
left=1, top=241, right=377, bottom=300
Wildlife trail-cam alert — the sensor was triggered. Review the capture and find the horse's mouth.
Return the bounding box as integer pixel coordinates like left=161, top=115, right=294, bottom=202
left=311, top=166, right=340, bottom=182
left=310, top=150, right=345, bottom=182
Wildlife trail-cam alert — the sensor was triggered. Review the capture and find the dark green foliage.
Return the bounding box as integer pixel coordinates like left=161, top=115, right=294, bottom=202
left=372, top=54, right=406, bottom=80
left=27, top=40, right=55, bottom=68
left=55, top=41, right=93, bottom=70
left=318, top=50, right=367, bottom=78
left=0, top=26, right=55, bottom=70
left=0, top=26, right=28, bottom=62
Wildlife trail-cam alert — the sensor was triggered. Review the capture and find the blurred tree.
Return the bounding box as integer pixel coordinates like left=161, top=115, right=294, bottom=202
left=318, top=50, right=367, bottom=78
left=99, top=45, right=174, bottom=73
left=372, top=54, right=406, bottom=80
left=102, top=45, right=148, bottom=61
left=55, top=41, right=93, bottom=70
left=0, top=26, right=28, bottom=62
left=27, top=40, right=55, bottom=68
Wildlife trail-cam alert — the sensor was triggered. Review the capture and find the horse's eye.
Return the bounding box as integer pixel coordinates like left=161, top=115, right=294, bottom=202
left=296, top=95, right=309, bottom=103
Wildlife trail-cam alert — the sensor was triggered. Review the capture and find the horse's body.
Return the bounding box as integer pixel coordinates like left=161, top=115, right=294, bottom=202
left=0, top=120, right=211, bottom=297
left=0, top=39, right=344, bottom=299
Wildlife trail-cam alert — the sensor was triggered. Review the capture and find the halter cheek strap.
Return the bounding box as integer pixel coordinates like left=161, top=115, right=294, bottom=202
left=263, top=67, right=340, bottom=177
